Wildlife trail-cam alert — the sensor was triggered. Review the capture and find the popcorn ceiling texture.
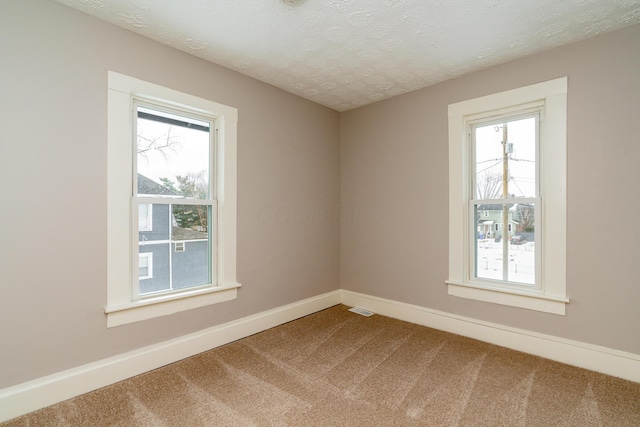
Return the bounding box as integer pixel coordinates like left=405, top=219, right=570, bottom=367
left=53, top=0, right=640, bottom=111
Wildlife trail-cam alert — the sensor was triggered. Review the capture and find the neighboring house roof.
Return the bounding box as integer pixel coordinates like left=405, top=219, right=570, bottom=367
left=138, top=174, right=179, bottom=196
left=172, top=226, right=208, bottom=241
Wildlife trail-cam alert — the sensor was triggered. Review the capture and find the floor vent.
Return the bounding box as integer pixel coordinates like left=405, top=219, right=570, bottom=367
left=348, top=307, right=374, bottom=317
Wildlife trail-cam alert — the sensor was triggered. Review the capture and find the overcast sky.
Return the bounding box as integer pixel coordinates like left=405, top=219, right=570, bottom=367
left=474, top=116, right=536, bottom=199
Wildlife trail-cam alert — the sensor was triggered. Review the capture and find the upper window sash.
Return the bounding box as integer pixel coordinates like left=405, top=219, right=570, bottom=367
left=133, top=100, right=217, bottom=201
left=469, top=109, right=541, bottom=202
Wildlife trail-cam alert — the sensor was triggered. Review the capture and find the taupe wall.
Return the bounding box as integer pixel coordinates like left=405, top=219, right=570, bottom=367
left=0, top=0, right=340, bottom=388
left=341, top=24, right=640, bottom=355
left=2, top=0, right=639, bottom=392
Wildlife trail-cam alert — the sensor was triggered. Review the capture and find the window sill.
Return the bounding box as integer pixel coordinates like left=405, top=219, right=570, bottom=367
left=446, top=280, right=568, bottom=315
left=105, top=282, right=241, bottom=327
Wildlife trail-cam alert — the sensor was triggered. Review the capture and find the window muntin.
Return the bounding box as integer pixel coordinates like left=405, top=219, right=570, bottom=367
left=470, top=113, right=540, bottom=288
left=133, top=103, right=216, bottom=299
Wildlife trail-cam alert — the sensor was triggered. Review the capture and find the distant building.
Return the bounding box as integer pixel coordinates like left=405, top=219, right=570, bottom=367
left=137, top=174, right=211, bottom=295
left=476, top=204, right=534, bottom=241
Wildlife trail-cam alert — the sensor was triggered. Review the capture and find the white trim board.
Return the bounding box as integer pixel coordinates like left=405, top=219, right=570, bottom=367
left=2, top=289, right=640, bottom=422
left=0, top=291, right=342, bottom=423
left=340, top=290, right=640, bottom=383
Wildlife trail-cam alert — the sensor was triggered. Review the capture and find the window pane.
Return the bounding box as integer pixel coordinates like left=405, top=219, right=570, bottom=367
left=138, top=203, right=214, bottom=296
left=136, top=106, right=211, bottom=199
left=172, top=204, right=213, bottom=290
left=475, top=203, right=535, bottom=285
left=139, top=245, right=170, bottom=294
left=475, top=116, right=536, bottom=199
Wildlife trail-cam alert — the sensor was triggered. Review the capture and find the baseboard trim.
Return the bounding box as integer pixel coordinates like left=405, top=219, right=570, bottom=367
left=0, top=290, right=342, bottom=422
left=340, top=290, right=640, bottom=383
left=3, top=288, right=639, bottom=422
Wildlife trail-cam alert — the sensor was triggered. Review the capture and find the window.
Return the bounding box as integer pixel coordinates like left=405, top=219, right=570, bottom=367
left=447, top=77, right=568, bottom=315
left=135, top=104, right=214, bottom=296
left=138, top=253, right=153, bottom=279
left=472, top=112, right=538, bottom=285
left=107, top=71, right=240, bottom=327
left=138, top=203, right=153, bottom=231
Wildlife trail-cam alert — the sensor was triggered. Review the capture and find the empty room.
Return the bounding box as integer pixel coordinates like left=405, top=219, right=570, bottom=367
left=1, top=0, right=639, bottom=425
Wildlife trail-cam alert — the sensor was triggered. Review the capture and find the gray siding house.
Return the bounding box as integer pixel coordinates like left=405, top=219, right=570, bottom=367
left=137, top=175, right=211, bottom=295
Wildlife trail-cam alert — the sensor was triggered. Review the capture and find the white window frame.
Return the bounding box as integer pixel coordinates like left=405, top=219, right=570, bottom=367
left=446, top=77, right=568, bottom=315
left=138, top=252, right=153, bottom=279
left=107, top=71, right=240, bottom=327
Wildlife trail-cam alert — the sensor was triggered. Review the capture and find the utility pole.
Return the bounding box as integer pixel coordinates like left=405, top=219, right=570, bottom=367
left=502, top=123, right=509, bottom=281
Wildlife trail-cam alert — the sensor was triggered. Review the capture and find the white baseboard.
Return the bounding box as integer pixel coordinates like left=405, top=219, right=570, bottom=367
left=3, top=289, right=639, bottom=422
left=0, top=290, right=342, bottom=423
left=341, top=290, right=640, bottom=383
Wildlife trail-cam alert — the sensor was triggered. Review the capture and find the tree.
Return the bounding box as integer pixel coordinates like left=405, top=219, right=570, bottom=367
left=515, top=204, right=535, bottom=233
left=158, top=177, right=179, bottom=193
left=175, top=172, right=208, bottom=199
left=476, top=171, right=503, bottom=200
left=161, top=172, right=209, bottom=232
left=137, top=125, right=181, bottom=161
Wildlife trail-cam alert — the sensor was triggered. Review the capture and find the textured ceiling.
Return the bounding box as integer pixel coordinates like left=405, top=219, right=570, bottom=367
left=53, top=0, right=640, bottom=111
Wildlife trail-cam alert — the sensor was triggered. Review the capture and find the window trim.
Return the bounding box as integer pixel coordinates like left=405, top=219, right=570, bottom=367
left=107, top=71, right=240, bottom=327
left=446, top=77, right=568, bottom=315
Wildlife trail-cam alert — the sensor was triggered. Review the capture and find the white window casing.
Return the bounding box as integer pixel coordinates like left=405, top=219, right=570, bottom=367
left=106, top=71, right=240, bottom=327
left=446, top=77, right=568, bottom=315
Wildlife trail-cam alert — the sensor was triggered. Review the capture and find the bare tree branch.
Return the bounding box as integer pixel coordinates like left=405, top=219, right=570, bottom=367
left=476, top=171, right=503, bottom=200
left=137, top=126, right=181, bottom=160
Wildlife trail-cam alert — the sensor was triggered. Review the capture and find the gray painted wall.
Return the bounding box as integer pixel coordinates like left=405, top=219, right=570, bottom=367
left=340, top=24, right=640, bottom=355
left=0, top=0, right=340, bottom=388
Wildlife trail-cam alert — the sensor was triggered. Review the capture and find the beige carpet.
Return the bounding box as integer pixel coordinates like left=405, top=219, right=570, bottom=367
left=4, top=305, right=640, bottom=426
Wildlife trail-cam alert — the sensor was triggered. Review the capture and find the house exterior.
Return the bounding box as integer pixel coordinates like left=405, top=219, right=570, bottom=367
left=476, top=204, right=534, bottom=241
left=137, top=175, right=211, bottom=295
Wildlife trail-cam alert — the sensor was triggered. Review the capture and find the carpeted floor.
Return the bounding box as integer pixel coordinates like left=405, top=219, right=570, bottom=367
left=4, top=304, right=640, bottom=426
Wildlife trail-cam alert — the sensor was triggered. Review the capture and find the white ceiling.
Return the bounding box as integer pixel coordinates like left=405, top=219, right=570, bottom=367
left=53, top=0, right=640, bottom=111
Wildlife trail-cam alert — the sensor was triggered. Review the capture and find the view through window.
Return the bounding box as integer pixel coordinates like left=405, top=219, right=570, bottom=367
left=471, top=114, right=538, bottom=286
left=134, top=105, right=216, bottom=297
